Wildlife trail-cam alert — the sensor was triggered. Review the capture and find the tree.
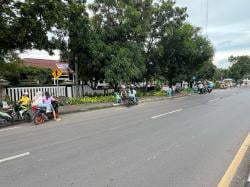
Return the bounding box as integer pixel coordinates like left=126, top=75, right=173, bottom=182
left=197, top=60, right=217, bottom=80
left=142, top=0, right=187, bottom=88
left=0, top=57, right=51, bottom=85
left=88, top=0, right=146, bottom=89
left=214, top=68, right=229, bottom=81
left=0, top=0, right=66, bottom=61
left=228, top=55, right=250, bottom=81
left=158, top=23, right=214, bottom=84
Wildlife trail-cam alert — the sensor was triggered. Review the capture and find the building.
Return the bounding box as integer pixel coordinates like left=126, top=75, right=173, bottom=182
left=22, top=58, right=74, bottom=85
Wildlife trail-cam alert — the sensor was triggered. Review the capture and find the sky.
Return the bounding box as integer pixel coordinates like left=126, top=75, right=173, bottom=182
left=19, top=0, right=250, bottom=69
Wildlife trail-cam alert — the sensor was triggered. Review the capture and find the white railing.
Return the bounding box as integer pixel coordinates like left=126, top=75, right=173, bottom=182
left=7, top=86, right=66, bottom=101
left=6, top=85, right=114, bottom=101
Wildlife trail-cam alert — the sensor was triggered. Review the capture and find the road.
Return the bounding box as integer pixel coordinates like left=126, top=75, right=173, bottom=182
left=0, top=88, right=249, bottom=187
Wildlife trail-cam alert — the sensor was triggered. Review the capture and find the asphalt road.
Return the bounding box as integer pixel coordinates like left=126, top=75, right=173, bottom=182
left=0, top=88, right=250, bottom=187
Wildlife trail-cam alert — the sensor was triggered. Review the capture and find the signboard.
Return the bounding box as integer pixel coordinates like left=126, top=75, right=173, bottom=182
left=52, top=68, right=62, bottom=80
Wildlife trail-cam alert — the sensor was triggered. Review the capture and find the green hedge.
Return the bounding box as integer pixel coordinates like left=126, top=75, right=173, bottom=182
left=64, top=96, right=115, bottom=105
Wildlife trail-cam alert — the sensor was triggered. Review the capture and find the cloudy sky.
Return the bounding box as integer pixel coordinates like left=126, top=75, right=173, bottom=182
left=19, top=0, right=250, bottom=69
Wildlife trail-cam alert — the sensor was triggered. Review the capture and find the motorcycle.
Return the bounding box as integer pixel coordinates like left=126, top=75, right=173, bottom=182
left=32, top=101, right=59, bottom=125
left=125, top=96, right=139, bottom=106
left=12, top=103, right=32, bottom=122
left=0, top=111, right=13, bottom=125
left=0, top=103, right=32, bottom=125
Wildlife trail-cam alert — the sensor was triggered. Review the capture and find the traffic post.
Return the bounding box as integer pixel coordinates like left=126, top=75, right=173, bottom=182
left=52, top=68, right=62, bottom=96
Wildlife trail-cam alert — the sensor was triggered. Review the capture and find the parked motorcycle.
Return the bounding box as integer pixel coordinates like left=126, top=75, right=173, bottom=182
left=0, top=111, right=13, bottom=125
left=0, top=103, right=32, bottom=125
left=32, top=101, right=59, bottom=125
left=12, top=103, right=32, bottom=122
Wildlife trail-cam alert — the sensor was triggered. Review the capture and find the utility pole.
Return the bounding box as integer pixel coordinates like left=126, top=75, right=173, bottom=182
left=205, top=0, right=208, bottom=37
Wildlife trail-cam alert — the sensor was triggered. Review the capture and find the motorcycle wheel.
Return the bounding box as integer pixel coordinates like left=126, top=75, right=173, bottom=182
left=33, top=113, right=45, bottom=125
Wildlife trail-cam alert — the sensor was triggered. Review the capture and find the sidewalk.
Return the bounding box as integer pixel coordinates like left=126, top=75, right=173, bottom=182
left=59, top=93, right=192, bottom=115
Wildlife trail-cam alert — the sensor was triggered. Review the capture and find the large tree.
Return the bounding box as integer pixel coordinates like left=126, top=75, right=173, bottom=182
left=142, top=0, right=187, bottom=87
left=228, top=55, right=250, bottom=81
left=158, top=23, right=214, bottom=84
left=0, top=0, right=66, bottom=61
left=88, top=0, right=146, bottom=89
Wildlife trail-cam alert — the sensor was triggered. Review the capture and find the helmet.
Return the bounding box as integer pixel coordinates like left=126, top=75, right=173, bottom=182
left=23, top=91, right=28, bottom=95
left=121, top=85, right=126, bottom=89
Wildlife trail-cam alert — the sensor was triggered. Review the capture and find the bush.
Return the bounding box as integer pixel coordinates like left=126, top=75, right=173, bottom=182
left=155, top=84, right=161, bottom=91
left=147, top=90, right=166, bottom=96
left=65, top=95, right=115, bottom=105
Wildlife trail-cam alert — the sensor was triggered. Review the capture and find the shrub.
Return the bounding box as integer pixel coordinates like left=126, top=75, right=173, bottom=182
left=65, top=95, right=115, bottom=105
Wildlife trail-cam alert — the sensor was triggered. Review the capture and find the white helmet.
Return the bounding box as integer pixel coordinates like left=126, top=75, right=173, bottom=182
left=23, top=91, right=28, bottom=95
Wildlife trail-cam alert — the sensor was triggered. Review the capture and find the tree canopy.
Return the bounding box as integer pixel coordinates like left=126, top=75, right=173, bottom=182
left=1, top=0, right=216, bottom=88
left=228, top=55, right=250, bottom=81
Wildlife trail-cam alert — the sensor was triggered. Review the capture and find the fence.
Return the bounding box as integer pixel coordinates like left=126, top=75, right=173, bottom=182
left=6, top=85, right=114, bottom=101
left=7, top=86, right=67, bottom=101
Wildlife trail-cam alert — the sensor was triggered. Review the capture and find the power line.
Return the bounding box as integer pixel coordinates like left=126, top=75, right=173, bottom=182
left=205, top=0, right=208, bottom=37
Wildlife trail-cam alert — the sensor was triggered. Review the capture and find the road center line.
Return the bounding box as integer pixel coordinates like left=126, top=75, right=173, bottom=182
left=0, top=127, right=21, bottom=132
left=151, top=109, right=183, bottom=119
left=0, top=152, right=30, bottom=164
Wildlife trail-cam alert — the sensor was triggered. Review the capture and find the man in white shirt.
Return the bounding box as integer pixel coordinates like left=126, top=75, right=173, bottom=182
left=128, top=85, right=137, bottom=103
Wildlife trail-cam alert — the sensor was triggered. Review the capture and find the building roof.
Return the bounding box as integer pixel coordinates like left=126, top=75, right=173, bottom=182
left=22, top=58, right=73, bottom=75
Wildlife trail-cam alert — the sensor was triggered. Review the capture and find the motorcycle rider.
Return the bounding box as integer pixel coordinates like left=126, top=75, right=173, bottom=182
left=32, top=91, right=43, bottom=107
left=18, top=91, right=31, bottom=108
left=197, top=81, right=204, bottom=94
left=42, top=92, right=60, bottom=121
left=128, top=85, right=137, bottom=103
left=120, top=85, right=127, bottom=104
left=16, top=91, right=31, bottom=119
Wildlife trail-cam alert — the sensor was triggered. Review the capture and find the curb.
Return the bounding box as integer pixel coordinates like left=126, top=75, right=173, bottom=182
left=59, top=104, right=115, bottom=115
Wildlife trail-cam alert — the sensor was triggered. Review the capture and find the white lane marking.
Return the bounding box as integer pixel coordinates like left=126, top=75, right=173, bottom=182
left=0, top=152, right=30, bottom=164
left=208, top=98, right=220, bottom=102
left=0, top=127, right=21, bottom=132
left=151, top=109, right=183, bottom=119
